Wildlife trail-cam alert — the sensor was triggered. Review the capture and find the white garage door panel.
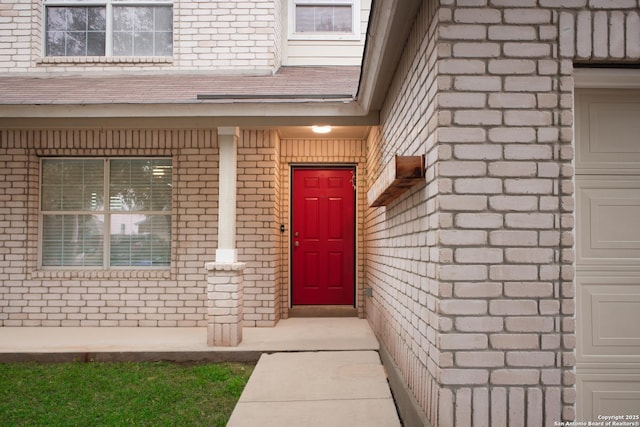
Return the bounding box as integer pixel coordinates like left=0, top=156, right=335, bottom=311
left=576, top=178, right=640, bottom=265
left=576, top=86, right=640, bottom=420
left=576, top=91, right=640, bottom=173
left=588, top=104, right=640, bottom=153
left=577, top=373, right=640, bottom=418
left=578, top=278, right=640, bottom=361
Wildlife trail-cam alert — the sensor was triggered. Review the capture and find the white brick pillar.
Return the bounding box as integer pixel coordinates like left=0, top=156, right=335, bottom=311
left=206, top=262, right=245, bottom=346
left=204, top=127, right=245, bottom=347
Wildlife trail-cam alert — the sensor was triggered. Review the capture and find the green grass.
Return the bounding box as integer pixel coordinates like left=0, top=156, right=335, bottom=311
left=0, top=361, right=253, bottom=427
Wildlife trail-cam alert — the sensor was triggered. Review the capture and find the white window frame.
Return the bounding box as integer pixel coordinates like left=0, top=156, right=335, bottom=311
left=288, top=0, right=361, bottom=41
left=38, top=157, right=173, bottom=270
left=43, top=0, right=173, bottom=57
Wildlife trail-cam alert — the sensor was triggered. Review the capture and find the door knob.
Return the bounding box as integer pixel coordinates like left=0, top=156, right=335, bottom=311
left=294, top=241, right=299, bottom=247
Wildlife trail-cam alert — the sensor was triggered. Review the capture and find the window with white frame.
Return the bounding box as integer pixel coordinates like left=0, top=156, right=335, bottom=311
left=290, top=0, right=360, bottom=40
left=40, top=158, right=172, bottom=268
left=44, top=0, right=173, bottom=57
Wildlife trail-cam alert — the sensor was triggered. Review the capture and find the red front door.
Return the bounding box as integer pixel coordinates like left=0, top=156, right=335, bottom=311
left=292, top=168, right=355, bottom=305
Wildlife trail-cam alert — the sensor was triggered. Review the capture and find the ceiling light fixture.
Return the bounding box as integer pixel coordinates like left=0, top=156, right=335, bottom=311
left=311, top=125, right=332, bottom=134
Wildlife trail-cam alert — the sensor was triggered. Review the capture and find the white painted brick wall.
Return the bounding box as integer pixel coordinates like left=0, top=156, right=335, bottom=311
left=0, top=0, right=281, bottom=73
left=0, top=128, right=367, bottom=327
left=366, top=2, right=441, bottom=425
left=237, top=130, right=279, bottom=327
left=559, top=6, right=640, bottom=61
left=0, top=130, right=214, bottom=326
left=367, top=1, right=639, bottom=425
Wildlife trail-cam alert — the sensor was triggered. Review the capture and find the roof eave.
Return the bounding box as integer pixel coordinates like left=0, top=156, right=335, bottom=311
left=0, top=100, right=379, bottom=128
left=356, top=0, right=423, bottom=113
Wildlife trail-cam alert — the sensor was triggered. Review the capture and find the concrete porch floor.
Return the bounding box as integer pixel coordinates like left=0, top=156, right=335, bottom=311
left=0, top=318, right=378, bottom=354
left=0, top=318, right=402, bottom=426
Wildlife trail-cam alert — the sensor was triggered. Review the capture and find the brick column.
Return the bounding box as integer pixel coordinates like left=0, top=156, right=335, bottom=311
left=206, top=126, right=244, bottom=347
left=205, top=262, right=246, bottom=346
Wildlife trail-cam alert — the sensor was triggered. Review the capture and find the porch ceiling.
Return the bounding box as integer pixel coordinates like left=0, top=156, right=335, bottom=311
left=278, top=125, right=371, bottom=139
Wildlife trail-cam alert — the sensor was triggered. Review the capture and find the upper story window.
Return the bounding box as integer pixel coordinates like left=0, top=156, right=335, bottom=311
left=290, top=0, right=361, bottom=41
left=44, top=0, right=173, bottom=57
left=40, top=158, right=172, bottom=269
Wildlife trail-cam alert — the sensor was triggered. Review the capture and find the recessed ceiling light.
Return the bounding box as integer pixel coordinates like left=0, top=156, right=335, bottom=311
left=311, top=125, right=332, bottom=134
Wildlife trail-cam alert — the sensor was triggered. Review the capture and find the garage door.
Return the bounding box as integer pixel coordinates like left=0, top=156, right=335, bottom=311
left=575, top=89, right=640, bottom=419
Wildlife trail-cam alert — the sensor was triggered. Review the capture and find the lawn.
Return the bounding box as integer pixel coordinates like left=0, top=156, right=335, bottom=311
left=0, top=361, right=253, bottom=427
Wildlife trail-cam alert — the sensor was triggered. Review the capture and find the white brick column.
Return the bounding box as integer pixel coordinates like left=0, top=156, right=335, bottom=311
left=431, top=3, right=573, bottom=425
left=206, top=262, right=245, bottom=346
left=205, top=127, right=245, bottom=346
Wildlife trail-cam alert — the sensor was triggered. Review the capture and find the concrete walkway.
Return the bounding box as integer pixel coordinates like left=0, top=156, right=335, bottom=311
left=0, top=318, right=402, bottom=426
left=228, top=351, right=401, bottom=427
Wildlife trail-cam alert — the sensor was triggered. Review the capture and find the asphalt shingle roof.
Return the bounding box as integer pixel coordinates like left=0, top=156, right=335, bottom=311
left=0, top=66, right=360, bottom=105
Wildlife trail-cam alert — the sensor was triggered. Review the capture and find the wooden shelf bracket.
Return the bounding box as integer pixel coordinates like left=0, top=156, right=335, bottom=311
left=367, top=155, right=425, bottom=207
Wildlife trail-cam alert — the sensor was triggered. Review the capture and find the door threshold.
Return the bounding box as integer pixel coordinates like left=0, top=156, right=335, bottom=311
left=289, top=305, right=357, bottom=318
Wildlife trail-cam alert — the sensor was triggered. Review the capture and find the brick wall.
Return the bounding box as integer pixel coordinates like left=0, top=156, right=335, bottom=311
left=237, top=130, right=280, bottom=327
left=279, top=138, right=367, bottom=318
left=172, top=0, right=280, bottom=71
left=0, top=128, right=368, bottom=326
left=0, top=0, right=280, bottom=73
left=366, top=1, right=638, bottom=425
left=273, top=131, right=283, bottom=323
left=0, top=128, right=218, bottom=326
left=365, top=1, right=441, bottom=423
left=558, top=3, right=640, bottom=61
left=0, top=0, right=33, bottom=72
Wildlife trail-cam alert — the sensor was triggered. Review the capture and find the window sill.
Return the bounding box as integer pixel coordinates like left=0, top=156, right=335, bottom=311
left=37, top=56, right=174, bottom=65
left=288, top=33, right=361, bottom=42
left=30, top=269, right=173, bottom=280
